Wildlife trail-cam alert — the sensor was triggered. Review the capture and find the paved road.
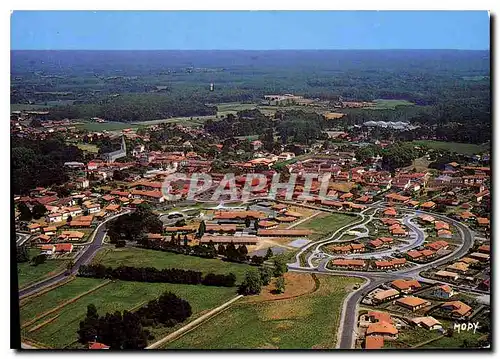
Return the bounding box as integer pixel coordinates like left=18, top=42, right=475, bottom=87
left=18, top=211, right=130, bottom=299
left=288, top=203, right=478, bottom=349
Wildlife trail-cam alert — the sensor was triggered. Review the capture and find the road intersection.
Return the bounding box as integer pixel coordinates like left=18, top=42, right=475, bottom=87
left=287, top=202, right=476, bottom=349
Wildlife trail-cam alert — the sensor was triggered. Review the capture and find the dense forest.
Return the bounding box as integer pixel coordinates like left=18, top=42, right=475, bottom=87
left=11, top=135, right=84, bottom=194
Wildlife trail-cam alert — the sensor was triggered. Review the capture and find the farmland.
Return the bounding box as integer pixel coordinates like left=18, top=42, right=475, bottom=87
left=92, top=246, right=253, bottom=283
left=370, top=99, right=415, bottom=110
left=17, top=249, right=69, bottom=289
left=165, top=274, right=364, bottom=349
left=411, top=140, right=489, bottom=155
left=20, top=277, right=238, bottom=348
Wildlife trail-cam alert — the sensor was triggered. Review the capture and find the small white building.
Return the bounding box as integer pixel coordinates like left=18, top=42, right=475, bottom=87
left=432, top=284, right=455, bottom=299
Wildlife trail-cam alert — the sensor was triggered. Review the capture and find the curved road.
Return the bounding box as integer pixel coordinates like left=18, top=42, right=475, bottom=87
left=19, top=211, right=130, bottom=299
left=288, top=203, right=477, bottom=349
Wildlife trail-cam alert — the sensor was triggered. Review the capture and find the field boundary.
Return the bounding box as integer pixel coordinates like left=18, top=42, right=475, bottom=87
left=146, top=295, right=243, bottom=349
left=20, top=276, right=76, bottom=306
left=21, top=280, right=112, bottom=329
left=27, top=315, right=60, bottom=333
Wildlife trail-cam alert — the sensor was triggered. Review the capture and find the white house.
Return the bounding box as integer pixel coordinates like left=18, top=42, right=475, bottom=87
left=47, top=212, right=63, bottom=223
left=432, top=284, right=455, bottom=299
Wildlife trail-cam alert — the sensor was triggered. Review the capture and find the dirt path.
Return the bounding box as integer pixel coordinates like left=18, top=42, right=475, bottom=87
left=146, top=295, right=244, bottom=349
left=286, top=211, right=321, bottom=229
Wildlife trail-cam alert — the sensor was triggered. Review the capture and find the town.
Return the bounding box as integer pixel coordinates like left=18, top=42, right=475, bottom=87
left=11, top=10, right=491, bottom=352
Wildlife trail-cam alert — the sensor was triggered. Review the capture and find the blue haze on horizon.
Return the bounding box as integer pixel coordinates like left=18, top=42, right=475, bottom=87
left=11, top=10, right=490, bottom=50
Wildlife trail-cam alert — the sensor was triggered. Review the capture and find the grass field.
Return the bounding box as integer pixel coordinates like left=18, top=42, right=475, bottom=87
left=17, top=249, right=69, bottom=289
left=74, top=142, right=99, bottom=153
left=21, top=278, right=238, bottom=348
left=165, top=275, right=364, bottom=349
left=131, top=115, right=214, bottom=127
left=370, top=99, right=415, bottom=110
left=92, top=246, right=252, bottom=283
left=11, top=104, right=52, bottom=111
left=295, top=212, right=358, bottom=241
left=75, top=121, right=139, bottom=131
left=411, top=140, right=489, bottom=155
left=217, top=102, right=258, bottom=115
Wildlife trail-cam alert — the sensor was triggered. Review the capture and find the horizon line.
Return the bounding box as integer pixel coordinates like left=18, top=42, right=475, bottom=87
left=10, top=48, right=490, bottom=51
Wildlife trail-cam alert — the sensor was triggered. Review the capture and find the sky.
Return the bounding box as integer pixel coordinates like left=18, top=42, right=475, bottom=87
left=11, top=11, right=490, bottom=50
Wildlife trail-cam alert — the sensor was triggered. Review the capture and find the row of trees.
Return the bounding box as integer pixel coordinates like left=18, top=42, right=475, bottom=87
left=17, top=202, right=48, bottom=221
left=107, top=206, right=163, bottom=243
left=77, top=264, right=237, bottom=287
left=139, top=233, right=273, bottom=266
left=78, top=292, right=192, bottom=349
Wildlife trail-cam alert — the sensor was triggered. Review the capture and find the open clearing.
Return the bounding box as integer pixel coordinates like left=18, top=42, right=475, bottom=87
left=74, top=142, right=99, bottom=153
left=21, top=277, right=238, bottom=348
left=75, top=121, right=139, bottom=131
left=411, top=140, right=489, bottom=155
left=294, top=212, right=358, bottom=241
left=165, top=275, right=364, bottom=349
left=92, top=246, right=252, bottom=283
left=17, top=249, right=69, bottom=289
left=369, top=99, right=415, bottom=110
left=131, top=115, right=213, bottom=127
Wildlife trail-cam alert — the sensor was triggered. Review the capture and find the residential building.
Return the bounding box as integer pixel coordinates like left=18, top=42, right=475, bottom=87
left=396, top=296, right=431, bottom=311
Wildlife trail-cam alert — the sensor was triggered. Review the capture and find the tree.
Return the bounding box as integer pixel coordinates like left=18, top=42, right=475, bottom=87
left=253, top=219, right=259, bottom=231
left=17, top=202, right=32, bottom=221
left=272, top=254, right=288, bottom=277
left=31, top=203, right=48, bottom=220
left=197, top=220, right=206, bottom=238
left=217, top=245, right=226, bottom=256
left=67, top=215, right=73, bottom=223
left=238, top=244, right=248, bottom=260
left=183, top=235, right=188, bottom=246
left=77, top=304, right=99, bottom=345
left=245, top=216, right=251, bottom=228
left=31, top=253, right=46, bottom=266
left=238, top=269, right=262, bottom=296
left=265, top=247, right=273, bottom=260
left=258, top=266, right=273, bottom=285
left=275, top=276, right=286, bottom=294
left=16, top=246, right=30, bottom=263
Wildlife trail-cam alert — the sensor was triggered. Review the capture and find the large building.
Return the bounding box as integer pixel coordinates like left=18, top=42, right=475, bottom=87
left=101, top=135, right=127, bottom=163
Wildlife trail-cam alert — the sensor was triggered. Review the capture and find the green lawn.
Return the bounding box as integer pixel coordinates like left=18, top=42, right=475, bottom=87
left=92, top=246, right=252, bottom=283
left=370, top=99, right=415, bottom=110
left=76, top=121, right=139, bottom=131
left=17, top=249, right=69, bottom=289
left=295, top=213, right=358, bottom=241
left=22, top=278, right=238, bottom=348
left=411, top=140, right=489, bottom=155
left=419, top=329, right=487, bottom=349
left=165, top=275, right=364, bottom=349
left=384, top=326, right=443, bottom=348
left=74, top=142, right=99, bottom=153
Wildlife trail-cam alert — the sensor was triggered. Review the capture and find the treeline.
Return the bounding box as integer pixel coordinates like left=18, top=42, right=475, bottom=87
left=77, top=264, right=237, bottom=287
left=78, top=292, right=192, bottom=349
left=139, top=236, right=269, bottom=266
left=204, top=109, right=273, bottom=138
left=45, top=94, right=217, bottom=122
left=12, top=135, right=84, bottom=194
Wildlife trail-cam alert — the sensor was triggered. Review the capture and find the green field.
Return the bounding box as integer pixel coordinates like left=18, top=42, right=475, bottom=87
left=165, top=275, right=364, bottom=349
left=75, top=142, right=99, bottom=153
left=370, top=99, right=415, bottom=110
left=216, top=102, right=258, bottom=115
left=11, top=104, right=51, bottom=111
left=75, top=121, right=139, bottom=131
left=17, top=249, right=69, bottom=289
left=131, top=115, right=214, bottom=127
left=295, top=213, right=358, bottom=241
left=92, top=246, right=252, bottom=283
left=411, top=140, right=489, bottom=155
left=21, top=278, right=238, bottom=348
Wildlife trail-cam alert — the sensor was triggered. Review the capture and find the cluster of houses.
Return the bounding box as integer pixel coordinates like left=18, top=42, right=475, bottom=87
left=330, top=257, right=408, bottom=271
